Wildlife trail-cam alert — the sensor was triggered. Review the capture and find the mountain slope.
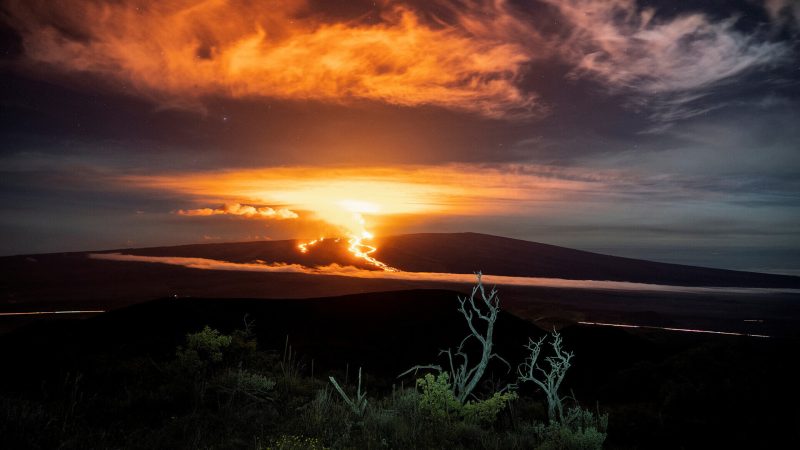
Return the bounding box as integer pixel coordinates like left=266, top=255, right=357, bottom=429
left=113, top=232, right=800, bottom=288
left=375, top=233, right=800, bottom=287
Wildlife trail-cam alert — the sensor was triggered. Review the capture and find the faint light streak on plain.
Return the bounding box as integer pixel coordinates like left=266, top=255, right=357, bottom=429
left=0, top=310, right=105, bottom=316
left=578, top=321, right=770, bottom=338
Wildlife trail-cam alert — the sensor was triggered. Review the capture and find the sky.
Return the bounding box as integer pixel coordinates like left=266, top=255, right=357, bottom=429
left=0, top=0, right=798, bottom=274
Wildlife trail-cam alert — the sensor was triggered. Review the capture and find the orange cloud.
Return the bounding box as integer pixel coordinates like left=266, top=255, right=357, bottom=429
left=5, top=0, right=542, bottom=118
left=120, top=164, right=622, bottom=239
left=178, top=203, right=298, bottom=219
left=123, top=164, right=606, bottom=212
left=4, top=0, right=788, bottom=123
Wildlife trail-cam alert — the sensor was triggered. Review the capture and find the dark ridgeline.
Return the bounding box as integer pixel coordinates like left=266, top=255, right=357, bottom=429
left=380, top=233, right=800, bottom=288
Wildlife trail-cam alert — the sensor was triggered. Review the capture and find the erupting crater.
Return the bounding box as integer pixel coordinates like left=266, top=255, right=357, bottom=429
left=297, top=234, right=397, bottom=272
left=296, top=198, right=398, bottom=272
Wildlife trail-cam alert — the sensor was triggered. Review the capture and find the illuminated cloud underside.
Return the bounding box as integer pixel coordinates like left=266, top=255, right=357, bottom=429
left=178, top=203, right=298, bottom=219
left=5, top=0, right=540, bottom=118
left=122, top=164, right=611, bottom=237
left=4, top=0, right=789, bottom=122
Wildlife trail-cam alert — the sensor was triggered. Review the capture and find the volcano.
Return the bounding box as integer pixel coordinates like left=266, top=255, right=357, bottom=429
left=2, top=232, right=799, bottom=337
left=93, top=232, right=800, bottom=288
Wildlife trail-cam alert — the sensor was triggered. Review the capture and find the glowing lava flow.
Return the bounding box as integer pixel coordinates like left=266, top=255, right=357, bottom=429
left=346, top=231, right=398, bottom=272
left=297, top=232, right=398, bottom=272
left=296, top=202, right=398, bottom=272
left=297, top=237, right=324, bottom=254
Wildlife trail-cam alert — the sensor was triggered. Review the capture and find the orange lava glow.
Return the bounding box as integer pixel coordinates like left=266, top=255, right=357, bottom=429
left=297, top=237, right=324, bottom=254
left=122, top=163, right=610, bottom=264
left=122, top=164, right=610, bottom=269
left=296, top=207, right=397, bottom=271
left=345, top=234, right=398, bottom=272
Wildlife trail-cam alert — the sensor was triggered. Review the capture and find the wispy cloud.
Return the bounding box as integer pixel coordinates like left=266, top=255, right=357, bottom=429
left=2, top=0, right=793, bottom=129
left=543, top=0, right=789, bottom=127
left=765, top=0, right=800, bottom=27
left=177, top=203, right=298, bottom=219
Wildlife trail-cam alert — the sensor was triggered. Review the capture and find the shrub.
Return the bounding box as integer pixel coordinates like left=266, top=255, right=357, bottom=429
left=463, top=390, right=518, bottom=426
left=176, top=326, right=233, bottom=373
left=532, top=406, right=608, bottom=450
left=416, top=372, right=518, bottom=426
left=416, top=372, right=462, bottom=420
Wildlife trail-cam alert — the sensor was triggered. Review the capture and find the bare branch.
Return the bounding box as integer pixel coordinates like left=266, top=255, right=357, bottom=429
left=397, top=364, right=443, bottom=379
left=400, top=271, right=511, bottom=404
left=517, top=330, right=574, bottom=423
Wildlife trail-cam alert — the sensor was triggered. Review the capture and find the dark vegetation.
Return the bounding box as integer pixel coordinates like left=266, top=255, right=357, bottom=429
left=1, top=288, right=798, bottom=449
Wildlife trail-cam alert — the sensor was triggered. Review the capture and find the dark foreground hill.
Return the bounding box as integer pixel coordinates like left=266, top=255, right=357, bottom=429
left=1, top=289, right=799, bottom=449
left=0, top=289, right=543, bottom=381
left=1, top=289, right=653, bottom=389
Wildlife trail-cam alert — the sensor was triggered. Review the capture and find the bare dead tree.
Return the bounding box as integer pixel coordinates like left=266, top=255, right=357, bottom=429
left=400, top=272, right=510, bottom=403
left=517, top=330, right=574, bottom=423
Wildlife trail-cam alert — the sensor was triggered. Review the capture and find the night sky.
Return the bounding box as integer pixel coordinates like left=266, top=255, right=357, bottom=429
left=1, top=0, right=798, bottom=274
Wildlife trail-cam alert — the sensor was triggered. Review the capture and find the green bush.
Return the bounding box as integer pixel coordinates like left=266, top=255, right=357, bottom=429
left=532, top=406, right=608, bottom=450
left=417, top=372, right=462, bottom=420
left=176, top=326, right=233, bottom=373
left=416, top=372, right=517, bottom=426
left=463, top=390, right=518, bottom=426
